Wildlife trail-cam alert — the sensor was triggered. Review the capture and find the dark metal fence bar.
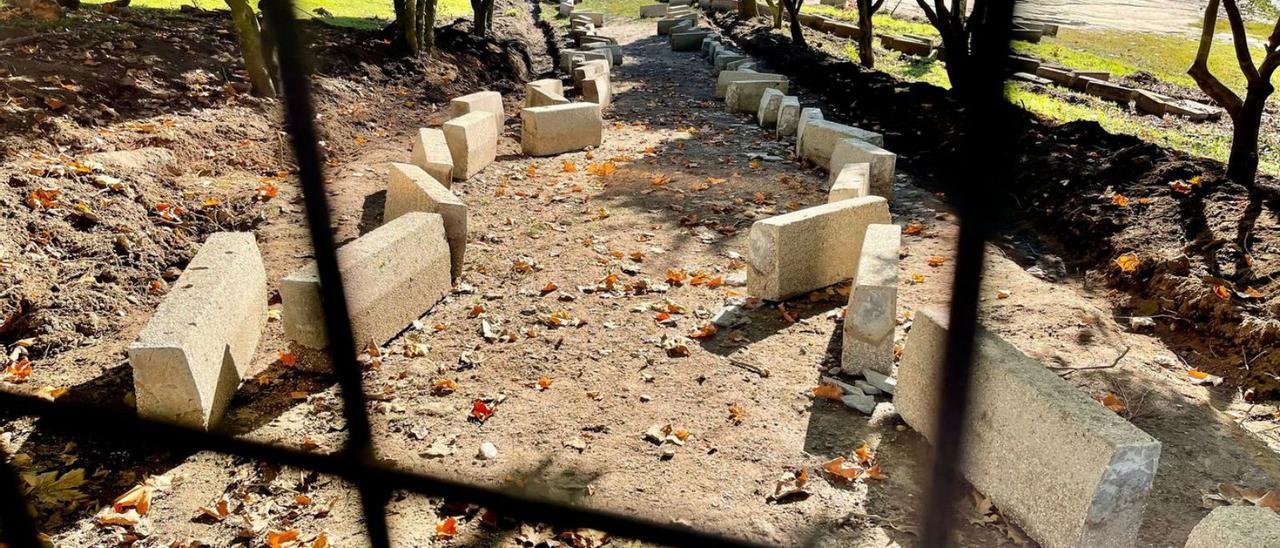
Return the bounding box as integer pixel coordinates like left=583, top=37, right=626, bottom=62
left=258, top=0, right=391, bottom=544
left=918, top=2, right=1020, bottom=546
left=0, top=391, right=768, bottom=548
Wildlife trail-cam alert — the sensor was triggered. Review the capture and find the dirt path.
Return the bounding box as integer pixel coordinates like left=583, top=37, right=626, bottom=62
left=27, top=16, right=1280, bottom=547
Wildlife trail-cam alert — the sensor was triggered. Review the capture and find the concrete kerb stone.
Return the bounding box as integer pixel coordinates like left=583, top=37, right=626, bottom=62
left=756, top=88, right=785, bottom=128
left=829, top=137, right=896, bottom=200
left=1085, top=79, right=1136, bottom=104
left=579, top=35, right=617, bottom=46
left=828, top=162, right=870, bottom=202
left=725, top=58, right=755, bottom=71
left=657, top=14, right=697, bottom=35
left=573, top=10, right=604, bottom=26
left=897, top=308, right=1161, bottom=548
left=715, top=70, right=786, bottom=98
left=701, top=37, right=719, bottom=57
left=282, top=213, right=452, bottom=356
left=713, top=53, right=748, bottom=75
left=797, top=119, right=884, bottom=171
left=584, top=42, right=624, bottom=65
left=841, top=223, right=900, bottom=376
left=1035, top=65, right=1075, bottom=86
left=521, top=102, right=603, bottom=157
left=573, top=59, right=609, bottom=86
left=560, top=49, right=611, bottom=72
left=639, top=3, right=667, bottom=17
left=726, top=80, right=789, bottom=114
left=776, top=96, right=801, bottom=137
left=386, top=163, right=468, bottom=280
left=410, top=127, right=454, bottom=188
left=1185, top=506, right=1280, bottom=548
left=747, top=196, right=890, bottom=301
left=526, top=78, right=565, bottom=100
left=558, top=1, right=573, bottom=16
left=128, top=232, right=266, bottom=430
left=671, top=29, right=711, bottom=51
left=825, top=21, right=863, bottom=39
left=583, top=73, right=613, bottom=109
left=795, top=107, right=823, bottom=145
left=442, top=111, right=498, bottom=180
left=449, top=90, right=504, bottom=135
left=527, top=87, right=570, bottom=107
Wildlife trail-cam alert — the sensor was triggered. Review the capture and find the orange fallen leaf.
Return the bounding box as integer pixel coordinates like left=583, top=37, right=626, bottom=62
left=926, top=256, right=947, bottom=267
left=541, top=281, right=558, bottom=295
left=469, top=304, right=486, bottom=317
left=1095, top=392, right=1126, bottom=414
left=432, top=379, right=457, bottom=395
left=812, top=384, right=843, bottom=401
left=1112, top=194, right=1130, bottom=208
left=537, top=377, right=553, bottom=390
left=864, top=462, right=889, bottom=480
left=256, top=183, right=279, bottom=201
left=1114, top=253, right=1141, bottom=273
left=562, top=161, right=577, bottom=172
left=312, top=533, right=329, bottom=548
left=436, top=517, right=458, bottom=539
left=471, top=400, right=494, bottom=422
left=278, top=351, right=297, bottom=367
left=822, top=456, right=862, bottom=481
left=904, top=222, right=924, bottom=235
left=4, top=358, right=33, bottom=383
left=689, top=323, right=718, bottom=339
left=728, top=403, right=747, bottom=424
left=112, top=484, right=152, bottom=515
left=1212, top=285, right=1231, bottom=301
left=267, top=529, right=300, bottom=548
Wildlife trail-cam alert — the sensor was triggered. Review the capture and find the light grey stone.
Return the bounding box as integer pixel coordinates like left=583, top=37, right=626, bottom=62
left=829, top=162, right=870, bottom=202
left=842, top=224, right=899, bottom=376
left=798, top=120, right=884, bottom=171
left=715, top=70, right=785, bottom=98
left=756, top=88, right=785, bottom=128
left=410, top=128, right=454, bottom=188
left=449, top=90, right=504, bottom=135
left=442, top=111, right=497, bottom=180
left=386, top=163, right=467, bottom=280
left=521, top=102, right=603, bottom=156
left=726, top=80, right=788, bottom=114
left=748, top=196, right=890, bottom=301
left=1186, top=506, right=1280, bottom=548
left=829, top=138, right=896, bottom=201
left=776, top=96, right=801, bottom=137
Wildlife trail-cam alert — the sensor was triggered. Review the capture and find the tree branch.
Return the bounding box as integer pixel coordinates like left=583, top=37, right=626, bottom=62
left=871, top=0, right=886, bottom=14
left=916, top=0, right=941, bottom=29
left=1222, top=0, right=1259, bottom=83
left=1189, top=0, right=1244, bottom=116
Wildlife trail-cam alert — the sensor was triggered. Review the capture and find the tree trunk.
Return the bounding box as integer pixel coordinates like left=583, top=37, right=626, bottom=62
left=856, top=0, right=874, bottom=67
left=782, top=0, right=805, bottom=46
left=419, top=0, right=438, bottom=53
left=1228, top=91, right=1269, bottom=185
left=471, top=0, right=493, bottom=36
left=225, top=0, right=276, bottom=97
left=740, top=0, right=758, bottom=17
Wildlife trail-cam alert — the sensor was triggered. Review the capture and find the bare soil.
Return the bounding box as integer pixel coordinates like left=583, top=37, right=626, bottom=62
left=3, top=7, right=1280, bottom=548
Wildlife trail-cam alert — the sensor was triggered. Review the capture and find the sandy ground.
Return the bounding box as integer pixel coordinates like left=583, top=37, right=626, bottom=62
left=879, top=0, right=1211, bottom=34
left=16, top=15, right=1280, bottom=548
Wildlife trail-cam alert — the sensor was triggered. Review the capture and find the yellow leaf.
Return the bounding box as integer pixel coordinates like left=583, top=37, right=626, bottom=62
left=812, top=384, right=843, bottom=401
left=1114, top=253, right=1141, bottom=273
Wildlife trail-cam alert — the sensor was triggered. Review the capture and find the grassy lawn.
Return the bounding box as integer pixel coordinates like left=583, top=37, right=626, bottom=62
left=569, top=0, right=655, bottom=19
left=80, top=0, right=471, bottom=28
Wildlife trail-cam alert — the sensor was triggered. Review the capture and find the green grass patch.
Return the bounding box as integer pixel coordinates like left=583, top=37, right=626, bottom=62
left=802, top=5, right=938, bottom=37
left=80, top=0, right=471, bottom=29
left=570, top=0, right=655, bottom=19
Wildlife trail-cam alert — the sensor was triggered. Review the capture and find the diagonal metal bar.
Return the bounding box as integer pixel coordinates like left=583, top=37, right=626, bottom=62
left=0, top=445, right=41, bottom=548
left=918, top=2, right=1020, bottom=546
left=0, top=391, right=767, bottom=548
left=258, top=0, right=389, bottom=544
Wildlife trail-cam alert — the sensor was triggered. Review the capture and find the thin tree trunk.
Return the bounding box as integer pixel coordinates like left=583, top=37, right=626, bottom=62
left=1228, top=92, right=1269, bottom=184
left=740, top=0, right=758, bottom=17
left=856, top=0, right=874, bottom=67
left=420, top=0, right=438, bottom=53
left=782, top=0, right=805, bottom=46
left=225, top=0, right=276, bottom=97
left=471, top=0, right=493, bottom=36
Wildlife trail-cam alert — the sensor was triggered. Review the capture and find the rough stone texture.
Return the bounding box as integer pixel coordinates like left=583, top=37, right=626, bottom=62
left=573, top=59, right=609, bottom=86
left=842, top=224, right=899, bottom=375
left=1185, top=506, right=1280, bottom=548
left=657, top=14, right=697, bottom=35
left=1134, top=89, right=1170, bottom=116
left=829, top=137, right=896, bottom=200
left=726, top=80, right=789, bottom=114
left=715, top=70, right=785, bottom=98
left=584, top=43, right=623, bottom=64
left=639, top=3, right=666, bottom=17
left=713, top=53, right=747, bottom=75
left=1012, top=71, right=1054, bottom=86
left=128, top=233, right=266, bottom=430
left=795, top=107, right=823, bottom=145
left=1007, top=54, right=1041, bottom=73
left=747, top=196, right=890, bottom=301
left=579, top=35, right=617, bottom=46
left=897, top=308, right=1162, bottom=548
left=386, top=163, right=468, bottom=280
left=725, top=58, right=755, bottom=71
left=521, top=102, right=603, bottom=157
left=828, top=162, right=870, bottom=202
left=1035, top=65, right=1076, bottom=86
left=526, top=86, right=570, bottom=107
left=825, top=21, right=862, bottom=39
left=560, top=49, right=611, bottom=72
left=449, top=91, right=504, bottom=136
left=670, top=29, right=711, bottom=51
left=282, top=213, right=452, bottom=352
left=573, top=10, right=604, bottom=26
left=881, top=35, right=932, bottom=56
left=776, top=96, right=801, bottom=137
left=756, top=88, right=785, bottom=128
left=798, top=120, right=885, bottom=171
left=442, top=111, right=497, bottom=180
left=701, top=37, right=719, bottom=57
left=1084, top=79, right=1136, bottom=103
left=583, top=73, right=613, bottom=108
left=527, top=79, right=564, bottom=99
left=410, top=128, right=454, bottom=188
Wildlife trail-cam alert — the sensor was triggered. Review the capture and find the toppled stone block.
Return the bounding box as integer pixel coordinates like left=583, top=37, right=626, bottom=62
left=1085, top=79, right=1136, bottom=103
left=386, top=163, right=468, bottom=280
left=829, top=162, right=870, bottom=202
left=282, top=213, right=452, bottom=353
left=714, top=53, right=748, bottom=75
left=442, top=111, right=498, bottom=180
left=1071, top=70, right=1110, bottom=91
left=748, top=196, right=890, bottom=301
left=796, top=107, right=823, bottom=145
left=128, top=232, right=266, bottom=430
left=756, top=88, right=785, bottom=128
left=670, top=29, right=711, bottom=51
left=657, top=14, right=697, bottom=35
left=1133, top=89, right=1170, bottom=116
left=825, top=21, right=863, bottom=39
left=573, top=59, right=609, bottom=86
left=526, top=86, right=570, bottom=108
left=725, top=58, right=755, bottom=71
left=842, top=224, right=900, bottom=376
left=560, top=49, right=611, bottom=72
left=726, top=80, right=789, bottom=114
left=574, top=10, right=604, bottom=26
left=881, top=35, right=932, bottom=56
left=579, top=35, right=618, bottom=46
left=1186, top=506, right=1280, bottom=548
left=1011, top=71, right=1054, bottom=86
left=776, top=96, right=801, bottom=137
left=582, top=73, right=613, bottom=108
left=521, top=102, right=603, bottom=157
left=411, top=128, right=454, bottom=188
left=449, top=91, right=504, bottom=136
left=1006, top=54, right=1041, bottom=73
left=715, top=70, right=786, bottom=98
left=798, top=120, right=884, bottom=171
left=639, top=3, right=667, bottom=17
left=830, top=138, right=896, bottom=200
left=1035, top=65, right=1075, bottom=86
left=897, top=309, right=1161, bottom=548
left=701, top=37, right=720, bottom=57
left=584, top=43, right=623, bottom=65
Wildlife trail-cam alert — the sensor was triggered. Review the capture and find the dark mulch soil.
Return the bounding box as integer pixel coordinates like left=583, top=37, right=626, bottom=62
left=713, top=13, right=1280, bottom=398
